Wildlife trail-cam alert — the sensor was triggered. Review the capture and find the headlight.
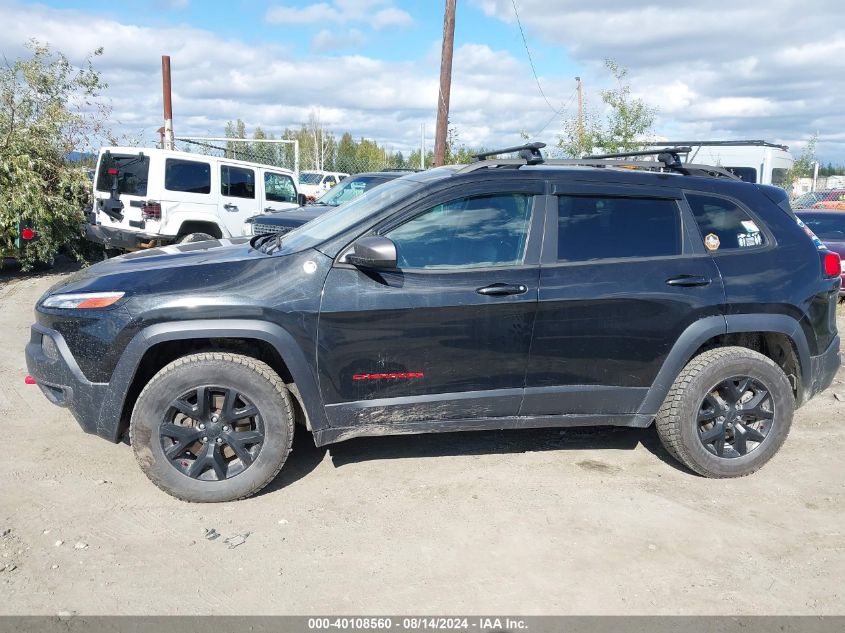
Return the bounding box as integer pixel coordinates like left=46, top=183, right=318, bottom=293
left=42, top=291, right=124, bottom=309
left=242, top=219, right=254, bottom=236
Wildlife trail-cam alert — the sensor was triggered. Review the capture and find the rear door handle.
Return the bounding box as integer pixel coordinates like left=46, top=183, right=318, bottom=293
left=264, top=207, right=275, bottom=213
left=665, top=275, right=711, bottom=287
left=223, top=203, right=238, bottom=212
left=476, top=283, right=528, bottom=296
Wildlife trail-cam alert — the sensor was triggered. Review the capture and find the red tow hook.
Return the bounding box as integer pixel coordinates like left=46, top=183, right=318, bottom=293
left=24, top=375, right=37, bottom=385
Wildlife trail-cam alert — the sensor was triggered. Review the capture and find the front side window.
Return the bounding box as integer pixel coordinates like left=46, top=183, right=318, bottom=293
left=557, top=195, right=681, bottom=262
left=264, top=172, right=297, bottom=203
left=95, top=153, right=150, bottom=196
left=165, top=159, right=210, bottom=194
left=686, top=193, right=767, bottom=251
left=385, top=194, right=532, bottom=269
left=221, top=165, right=255, bottom=199
left=323, top=176, right=337, bottom=186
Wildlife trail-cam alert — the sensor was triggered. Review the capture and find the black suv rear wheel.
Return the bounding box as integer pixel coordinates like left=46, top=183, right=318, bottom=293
left=130, top=352, right=294, bottom=502
left=656, top=346, right=794, bottom=478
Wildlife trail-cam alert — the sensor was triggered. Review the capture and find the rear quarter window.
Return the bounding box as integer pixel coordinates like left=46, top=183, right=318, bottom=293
left=685, top=192, right=767, bottom=251
left=165, top=159, right=211, bottom=194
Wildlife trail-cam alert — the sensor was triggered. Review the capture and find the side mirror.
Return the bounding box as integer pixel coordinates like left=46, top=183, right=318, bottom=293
left=297, top=193, right=307, bottom=207
left=345, top=236, right=397, bottom=270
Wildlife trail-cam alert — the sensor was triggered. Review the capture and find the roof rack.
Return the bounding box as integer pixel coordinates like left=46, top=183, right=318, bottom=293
left=584, top=146, right=692, bottom=170
left=474, top=142, right=546, bottom=165
left=458, top=140, right=741, bottom=180
left=637, top=139, right=790, bottom=151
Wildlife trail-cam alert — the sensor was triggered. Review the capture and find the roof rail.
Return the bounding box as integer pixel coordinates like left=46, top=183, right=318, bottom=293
left=584, top=146, right=692, bottom=170
left=474, top=142, right=546, bottom=165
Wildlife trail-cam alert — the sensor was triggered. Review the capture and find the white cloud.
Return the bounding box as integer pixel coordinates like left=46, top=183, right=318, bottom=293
left=311, top=28, right=366, bottom=53
left=371, top=7, right=413, bottom=29
left=0, top=2, right=566, bottom=153
left=266, top=0, right=411, bottom=29
left=471, top=0, right=845, bottom=159
left=265, top=2, right=337, bottom=24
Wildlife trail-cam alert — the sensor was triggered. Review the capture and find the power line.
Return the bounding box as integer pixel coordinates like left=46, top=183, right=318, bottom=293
left=511, top=0, right=560, bottom=115
left=529, top=86, right=578, bottom=139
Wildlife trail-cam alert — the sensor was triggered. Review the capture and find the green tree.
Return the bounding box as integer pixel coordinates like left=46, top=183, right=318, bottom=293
left=783, top=134, right=817, bottom=193
left=558, top=59, right=657, bottom=157
left=0, top=41, right=111, bottom=270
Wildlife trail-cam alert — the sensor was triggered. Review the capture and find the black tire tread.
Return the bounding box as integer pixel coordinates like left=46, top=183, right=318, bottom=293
left=655, top=346, right=791, bottom=478
left=130, top=352, right=294, bottom=502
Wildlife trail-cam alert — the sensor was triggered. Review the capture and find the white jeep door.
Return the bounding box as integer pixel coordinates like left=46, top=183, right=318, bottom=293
left=261, top=169, right=300, bottom=212
left=219, top=163, right=259, bottom=236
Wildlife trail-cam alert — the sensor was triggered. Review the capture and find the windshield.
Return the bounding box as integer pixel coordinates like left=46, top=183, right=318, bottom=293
left=275, top=178, right=418, bottom=253
left=799, top=215, right=845, bottom=241
left=316, top=175, right=392, bottom=206
left=299, top=172, right=323, bottom=184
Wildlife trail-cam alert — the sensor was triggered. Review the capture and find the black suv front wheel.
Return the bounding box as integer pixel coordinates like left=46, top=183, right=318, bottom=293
left=656, top=347, right=794, bottom=478
left=130, top=353, right=294, bottom=502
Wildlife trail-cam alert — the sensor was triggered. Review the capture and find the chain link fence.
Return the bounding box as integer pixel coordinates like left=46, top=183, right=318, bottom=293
left=173, top=137, right=427, bottom=176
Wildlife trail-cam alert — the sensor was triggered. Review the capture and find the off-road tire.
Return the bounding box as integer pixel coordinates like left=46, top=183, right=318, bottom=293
left=655, top=346, right=794, bottom=478
left=130, top=352, right=294, bottom=502
left=177, top=232, right=215, bottom=244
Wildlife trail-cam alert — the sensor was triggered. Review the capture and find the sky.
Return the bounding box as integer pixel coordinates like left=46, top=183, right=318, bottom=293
left=1, top=0, right=844, bottom=162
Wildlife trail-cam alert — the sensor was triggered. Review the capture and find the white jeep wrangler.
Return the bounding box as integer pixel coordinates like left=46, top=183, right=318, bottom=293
left=86, top=147, right=304, bottom=249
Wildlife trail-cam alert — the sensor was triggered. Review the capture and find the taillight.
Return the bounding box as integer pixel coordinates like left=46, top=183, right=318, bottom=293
left=822, top=251, right=841, bottom=278
left=142, top=201, right=162, bottom=220
left=107, top=167, right=119, bottom=176
left=21, top=228, right=35, bottom=240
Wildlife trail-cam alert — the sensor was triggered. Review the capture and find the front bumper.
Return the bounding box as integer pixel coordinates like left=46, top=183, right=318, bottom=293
left=25, top=324, right=121, bottom=442
left=85, top=223, right=166, bottom=250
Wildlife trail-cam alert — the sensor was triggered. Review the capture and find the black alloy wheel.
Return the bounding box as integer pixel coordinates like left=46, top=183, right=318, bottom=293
left=697, top=376, right=774, bottom=459
left=161, top=386, right=265, bottom=481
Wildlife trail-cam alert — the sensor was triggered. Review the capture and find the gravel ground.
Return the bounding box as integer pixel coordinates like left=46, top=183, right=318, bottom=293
left=1, top=264, right=843, bottom=615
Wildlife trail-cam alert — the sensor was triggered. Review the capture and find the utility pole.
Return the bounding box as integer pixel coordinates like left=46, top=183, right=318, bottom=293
left=434, top=0, right=456, bottom=167
left=162, top=55, right=175, bottom=150
left=575, top=76, right=584, bottom=156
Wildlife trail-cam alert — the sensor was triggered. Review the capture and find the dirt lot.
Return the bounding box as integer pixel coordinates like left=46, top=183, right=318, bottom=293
left=1, top=264, right=843, bottom=615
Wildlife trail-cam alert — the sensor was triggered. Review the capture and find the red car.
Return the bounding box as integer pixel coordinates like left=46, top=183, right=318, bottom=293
left=796, top=209, right=845, bottom=297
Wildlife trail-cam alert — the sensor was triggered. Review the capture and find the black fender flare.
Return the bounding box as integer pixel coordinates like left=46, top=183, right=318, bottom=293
left=97, top=319, right=329, bottom=441
left=637, top=314, right=810, bottom=417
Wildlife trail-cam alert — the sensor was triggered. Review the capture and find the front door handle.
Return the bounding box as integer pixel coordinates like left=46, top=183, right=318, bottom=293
left=264, top=207, right=275, bottom=213
left=476, top=283, right=528, bottom=296
left=665, top=275, right=711, bottom=287
left=223, top=203, right=238, bottom=212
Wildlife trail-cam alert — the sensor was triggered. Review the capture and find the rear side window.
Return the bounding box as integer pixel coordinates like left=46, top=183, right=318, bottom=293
left=725, top=167, right=757, bottom=183
left=165, top=159, right=210, bottom=194
left=95, top=153, right=150, bottom=196
left=771, top=168, right=788, bottom=187
left=686, top=193, right=766, bottom=251
left=221, top=165, right=255, bottom=199
left=385, top=193, right=532, bottom=269
left=557, top=196, right=681, bottom=262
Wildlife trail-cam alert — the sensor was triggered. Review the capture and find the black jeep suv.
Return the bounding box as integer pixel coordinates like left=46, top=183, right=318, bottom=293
left=25, top=144, right=842, bottom=502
